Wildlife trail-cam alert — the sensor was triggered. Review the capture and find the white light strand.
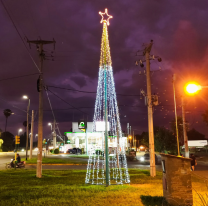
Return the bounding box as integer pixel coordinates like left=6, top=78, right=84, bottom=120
left=86, top=21, right=130, bottom=185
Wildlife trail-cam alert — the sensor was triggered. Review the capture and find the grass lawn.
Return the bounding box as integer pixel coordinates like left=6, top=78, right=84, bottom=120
left=69, top=154, right=90, bottom=159
left=22, top=157, right=87, bottom=165
left=0, top=169, right=207, bottom=206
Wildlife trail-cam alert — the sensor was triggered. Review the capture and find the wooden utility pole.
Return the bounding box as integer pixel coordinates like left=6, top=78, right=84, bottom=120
left=29, top=110, right=34, bottom=159
left=53, top=119, right=56, bottom=149
left=181, top=96, right=189, bottom=158
left=145, top=40, right=156, bottom=177
left=27, top=39, right=55, bottom=178
left=172, top=74, right=180, bottom=156
left=26, top=99, right=30, bottom=160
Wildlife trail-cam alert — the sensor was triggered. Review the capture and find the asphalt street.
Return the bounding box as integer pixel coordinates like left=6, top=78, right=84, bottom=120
left=0, top=152, right=208, bottom=179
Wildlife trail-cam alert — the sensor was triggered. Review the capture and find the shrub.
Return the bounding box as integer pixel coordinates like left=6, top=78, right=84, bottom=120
left=50, top=149, right=54, bottom=154
left=54, top=148, right=59, bottom=154
left=141, top=195, right=169, bottom=206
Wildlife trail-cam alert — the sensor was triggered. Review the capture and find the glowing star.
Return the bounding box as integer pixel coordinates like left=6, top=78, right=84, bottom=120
left=99, top=8, right=113, bottom=26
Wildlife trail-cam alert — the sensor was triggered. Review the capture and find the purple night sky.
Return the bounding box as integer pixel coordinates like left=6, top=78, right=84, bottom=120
left=1, top=0, right=208, bottom=139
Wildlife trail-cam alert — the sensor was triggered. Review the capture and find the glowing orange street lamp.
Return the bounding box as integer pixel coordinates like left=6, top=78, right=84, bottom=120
left=185, top=83, right=202, bottom=94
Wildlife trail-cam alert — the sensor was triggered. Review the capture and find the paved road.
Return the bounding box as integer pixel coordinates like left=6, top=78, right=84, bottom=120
left=1, top=152, right=208, bottom=179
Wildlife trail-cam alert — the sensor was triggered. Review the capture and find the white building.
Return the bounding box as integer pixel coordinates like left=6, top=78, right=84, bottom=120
left=64, top=122, right=128, bottom=154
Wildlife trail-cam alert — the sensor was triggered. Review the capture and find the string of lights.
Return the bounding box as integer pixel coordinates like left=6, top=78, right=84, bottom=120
left=85, top=10, right=130, bottom=186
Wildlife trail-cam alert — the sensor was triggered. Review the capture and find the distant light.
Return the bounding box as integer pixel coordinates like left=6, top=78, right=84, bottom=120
left=95, top=121, right=110, bottom=132
left=186, top=83, right=201, bottom=94
left=48, top=123, right=52, bottom=126
left=140, top=146, right=144, bottom=149
left=140, top=157, right=144, bottom=161
left=19, top=129, right=22, bottom=132
left=23, top=95, right=28, bottom=99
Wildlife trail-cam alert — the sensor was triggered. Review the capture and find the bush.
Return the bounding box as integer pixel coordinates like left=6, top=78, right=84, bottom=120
left=141, top=195, right=169, bottom=206
left=50, top=149, right=54, bottom=154
left=54, top=148, right=59, bottom=154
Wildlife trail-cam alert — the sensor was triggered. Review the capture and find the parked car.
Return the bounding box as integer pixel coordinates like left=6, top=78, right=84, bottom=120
left=139, top=153, right=159, bottom=165
left=67, top=148, right=82, bottom=154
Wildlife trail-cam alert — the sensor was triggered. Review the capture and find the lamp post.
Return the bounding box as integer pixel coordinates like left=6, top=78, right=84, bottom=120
left=183, top=82, right=206, bottom=157
left=48, top=122, right=56, bottom=149
left=23, top=95, right=30, bottom=160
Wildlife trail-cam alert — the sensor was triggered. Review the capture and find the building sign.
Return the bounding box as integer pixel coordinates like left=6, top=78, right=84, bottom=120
left=78, top=121, right=87, bottom=129
left=188, top=140, right=207, bottom=147
left=95, top=121, right=110, bottom=132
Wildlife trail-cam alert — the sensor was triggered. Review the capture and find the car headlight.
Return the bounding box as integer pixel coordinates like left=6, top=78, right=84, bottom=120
left=140, top=157, right=145, bottom=161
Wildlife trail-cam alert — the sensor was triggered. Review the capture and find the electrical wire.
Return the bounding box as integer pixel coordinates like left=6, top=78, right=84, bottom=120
left=0, top=73, right=39, bottom=82
left=47, top=85, right=142, bottom=97
left=45, top=89, right=63, bottom=141
left=47, top=88, right=90, bottom=115
left=1, top=0, right=40, bottom=73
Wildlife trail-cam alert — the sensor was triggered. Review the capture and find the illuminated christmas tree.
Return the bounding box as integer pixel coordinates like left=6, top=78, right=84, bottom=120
left=85, top=9, right=130, bottom=186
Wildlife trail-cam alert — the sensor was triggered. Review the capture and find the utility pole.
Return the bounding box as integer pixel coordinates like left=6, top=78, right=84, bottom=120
left=172, top=74, right=180, bottom=156
left=127, top=123, right=129, bottom=149
left=181, top=96, right=189, bottom=158
left=135, top=40, right=161, bottom=177
left=29, top=110, right=34, bottom=159
left=85, top=127, right=88, bottom=155
left=130, top=125, right=131, bottom=148
left=53, top=119, right=56, bottom=149
left=145, top=40, right=156, bottom=177
left=26, top=99, right=30, bottom=160
left=27, top=39, right=55, bottom=178
left=133, top=130, right=134, bottom=149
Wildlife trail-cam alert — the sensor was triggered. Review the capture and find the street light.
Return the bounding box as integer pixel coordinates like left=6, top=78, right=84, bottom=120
left=18, top=129, right=22, bottom=136
left=48, top=123, right=52, bottom=130
left=185, top=83, right=202, bottom=94
left=23, top=95, right=30, bottom=160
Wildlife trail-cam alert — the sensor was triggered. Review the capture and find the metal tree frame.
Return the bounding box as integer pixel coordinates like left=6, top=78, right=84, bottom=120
left=85, top=9, right=130, bottom=186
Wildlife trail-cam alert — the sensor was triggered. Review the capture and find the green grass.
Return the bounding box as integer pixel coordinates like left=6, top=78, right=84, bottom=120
left=0, top=169, right=206, bottom=206
left=0, top=169, right=164, bottom=206
left=22, top=157, right=87, bottom=165
left=69, top=154, right=90, bottom=159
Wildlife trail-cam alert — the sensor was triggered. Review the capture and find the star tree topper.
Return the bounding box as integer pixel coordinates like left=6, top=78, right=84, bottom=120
left=99, top=8, right=113, bottom=26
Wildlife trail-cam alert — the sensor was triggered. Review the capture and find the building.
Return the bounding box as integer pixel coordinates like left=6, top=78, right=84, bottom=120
left=64, top=122, right=128, bottom=154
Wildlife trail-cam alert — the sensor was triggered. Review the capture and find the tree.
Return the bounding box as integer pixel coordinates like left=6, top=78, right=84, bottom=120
left=154, top=126, right=177, bottom=154
left=187, top=128, right=205, bottom=140
left=1, top=131, right=14, bottom=151
left=19, top=132, right=26, bottom=148
left=3, top=109, right=12, bottom=132
left=202, top=109, right=208, bottom=126
left=137, top=127, right=177, bottom=154
left=139, top=132, right=149, bottom=147
left=170, top=116, right=188, bottom=146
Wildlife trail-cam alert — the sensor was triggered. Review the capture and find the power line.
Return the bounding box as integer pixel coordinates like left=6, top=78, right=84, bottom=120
left=0, top=73, right=39, bottom=82
left=1, top=0, right=40, bottom=73
left=47, top=85, right=142, bottom=97
left=47, top=88, right=90, bottom=115
left=45, top=89, right=63, bottom=141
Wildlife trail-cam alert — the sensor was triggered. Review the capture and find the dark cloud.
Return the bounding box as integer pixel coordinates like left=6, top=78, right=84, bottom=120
left=0, top=0, right=208, bottom=138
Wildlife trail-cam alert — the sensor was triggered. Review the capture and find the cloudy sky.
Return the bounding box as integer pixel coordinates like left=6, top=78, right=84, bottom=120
left=1, top=0, right=208, bottom=139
